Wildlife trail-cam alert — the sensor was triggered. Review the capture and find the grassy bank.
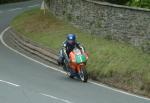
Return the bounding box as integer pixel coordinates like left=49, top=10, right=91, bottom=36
left=11, top=9, right=150, bottom=97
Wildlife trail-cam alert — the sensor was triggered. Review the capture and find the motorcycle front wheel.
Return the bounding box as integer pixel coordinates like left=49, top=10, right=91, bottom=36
left=79, top=67, right=88, bottom=82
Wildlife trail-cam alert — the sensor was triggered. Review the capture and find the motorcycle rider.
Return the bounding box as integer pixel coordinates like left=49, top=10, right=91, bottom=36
left=58, top=34, right=85, bottom=66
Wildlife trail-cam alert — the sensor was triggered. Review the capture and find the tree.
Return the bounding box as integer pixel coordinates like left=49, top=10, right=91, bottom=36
left=128, top=0, right=150, bottom=9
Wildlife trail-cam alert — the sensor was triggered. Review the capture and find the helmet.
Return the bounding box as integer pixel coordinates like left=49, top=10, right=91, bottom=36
left=67, top=34, right=76, bottom=41
left=67, top=34, right=76, bottom=45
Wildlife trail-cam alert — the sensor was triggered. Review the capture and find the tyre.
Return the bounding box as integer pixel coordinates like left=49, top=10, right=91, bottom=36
left=79, top=67, right=88, bottom=82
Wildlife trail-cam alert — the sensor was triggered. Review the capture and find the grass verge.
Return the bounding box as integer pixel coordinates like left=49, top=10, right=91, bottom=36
left=11, top=8, right=150, bottom=97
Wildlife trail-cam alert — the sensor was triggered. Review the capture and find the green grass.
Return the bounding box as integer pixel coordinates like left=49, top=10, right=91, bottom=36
left=11, top=8, right=150, bottom=96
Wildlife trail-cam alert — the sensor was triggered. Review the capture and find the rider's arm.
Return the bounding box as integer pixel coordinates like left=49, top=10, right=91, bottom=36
left=77, top=43, right=88, bottom=60
left=77, top=42, right=85, bottom=52
left=62, top=41, right=70, bottom=62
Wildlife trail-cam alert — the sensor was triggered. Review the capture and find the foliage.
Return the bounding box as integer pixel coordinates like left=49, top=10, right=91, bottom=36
left=127, top=0, right=150, bottom=9
left=96, top=0, right=150, bottom=9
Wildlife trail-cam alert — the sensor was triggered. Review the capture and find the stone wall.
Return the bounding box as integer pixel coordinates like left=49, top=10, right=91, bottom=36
left=46, top=0, right=150, bottom=52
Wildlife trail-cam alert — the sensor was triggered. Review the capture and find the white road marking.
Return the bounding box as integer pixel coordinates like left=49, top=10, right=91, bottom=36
left=40, top=93, right=73, bottom=103
left=89, top=81, right=150, bottom=100
left=0, top=80, right=20, bottom=87
left=8, top=8, right=22, bottom=12
left=1, top=27, right=150, bottom=101
left=28, top=4, right=40, bottom=8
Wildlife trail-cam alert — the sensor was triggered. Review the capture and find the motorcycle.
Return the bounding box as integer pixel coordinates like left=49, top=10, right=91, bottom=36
left=63, top=47, right=88, bottom=82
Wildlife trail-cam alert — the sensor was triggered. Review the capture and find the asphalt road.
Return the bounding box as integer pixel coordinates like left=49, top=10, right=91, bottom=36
left=0, top=1, right=150, bottom=103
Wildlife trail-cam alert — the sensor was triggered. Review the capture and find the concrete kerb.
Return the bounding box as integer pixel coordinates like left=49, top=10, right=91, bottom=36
left=9, top=27, right=59, bottom=65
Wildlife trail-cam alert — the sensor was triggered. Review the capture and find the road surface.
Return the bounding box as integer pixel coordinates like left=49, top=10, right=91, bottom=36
left=0, top=1, right=150, bottom=103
